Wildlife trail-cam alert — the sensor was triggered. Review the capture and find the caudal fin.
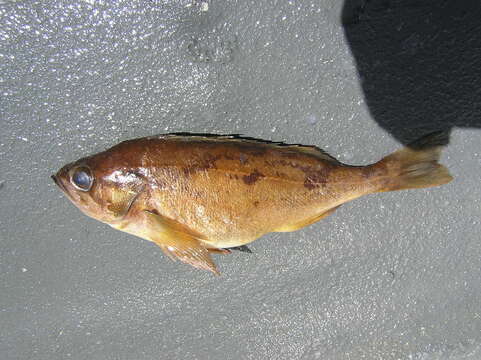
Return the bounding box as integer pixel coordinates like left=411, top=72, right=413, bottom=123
left=380, top=131, right=453, bottom=191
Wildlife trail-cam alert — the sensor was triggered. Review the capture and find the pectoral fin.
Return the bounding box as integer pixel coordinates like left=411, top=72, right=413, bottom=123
left=144, top=210, right=220, bottom=275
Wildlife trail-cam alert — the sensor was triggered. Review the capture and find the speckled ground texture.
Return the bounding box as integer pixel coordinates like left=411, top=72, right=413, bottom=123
left=1, top=1, right=480, bottom=359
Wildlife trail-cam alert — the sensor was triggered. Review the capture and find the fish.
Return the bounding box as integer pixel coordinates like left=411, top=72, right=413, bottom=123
left=52, top=132, right=453, bottom=275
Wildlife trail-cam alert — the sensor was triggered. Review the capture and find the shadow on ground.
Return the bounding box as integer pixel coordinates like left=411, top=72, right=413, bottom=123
left=342, top=0, right=481, bottom=144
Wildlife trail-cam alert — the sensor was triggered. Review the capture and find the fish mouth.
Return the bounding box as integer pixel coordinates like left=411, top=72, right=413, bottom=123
left=51, top=174, right=74, bottom=200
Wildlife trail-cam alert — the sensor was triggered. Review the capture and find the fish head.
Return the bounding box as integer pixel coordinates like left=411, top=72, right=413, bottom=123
left=52, top=154, right=144, bottom=224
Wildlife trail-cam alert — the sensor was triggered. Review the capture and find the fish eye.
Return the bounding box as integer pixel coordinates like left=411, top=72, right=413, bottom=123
left=71, top=167, right=93, bottom=191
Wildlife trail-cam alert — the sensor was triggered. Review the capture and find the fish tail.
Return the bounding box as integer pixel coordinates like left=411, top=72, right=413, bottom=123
left=378, top=131, right=453, bottom=192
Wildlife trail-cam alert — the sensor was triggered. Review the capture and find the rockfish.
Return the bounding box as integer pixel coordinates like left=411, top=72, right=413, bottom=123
left=52, top=132, right=452, bottom=274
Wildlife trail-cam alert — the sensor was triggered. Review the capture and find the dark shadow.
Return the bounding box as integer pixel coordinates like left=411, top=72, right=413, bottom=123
left=342, top=0, right=481, bottom=144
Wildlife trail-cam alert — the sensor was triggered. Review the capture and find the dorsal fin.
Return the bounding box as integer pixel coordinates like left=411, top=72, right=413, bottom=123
left=152, top=133, right=341, bottom=164
left=281, top=144, right=340, bottom=164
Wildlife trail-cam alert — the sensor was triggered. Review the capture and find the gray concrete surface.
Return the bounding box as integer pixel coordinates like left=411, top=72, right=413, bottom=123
left=1, top=1, right=480, bottom=359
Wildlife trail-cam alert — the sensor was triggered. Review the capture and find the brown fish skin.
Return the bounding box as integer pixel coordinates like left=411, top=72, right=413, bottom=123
left=52, top=133, right=453, bottom=274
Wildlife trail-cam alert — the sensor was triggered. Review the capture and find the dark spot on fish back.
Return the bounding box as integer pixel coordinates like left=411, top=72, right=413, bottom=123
left=239, top=153, right=248, bottom=165
left=361, top=166, right=376, bottom=179
left=301, top=165, right=332, bottom=190
left=243, top=169, right=264, bottom=185
left=361, top=162, right=387, bottom=179
left=235, top=143, right=267, bottom=157
left=304, top=178, right=317, bottom=190
left=268, top=158, right=335, bottom=189
left=183, top=154, right=221, bottom=176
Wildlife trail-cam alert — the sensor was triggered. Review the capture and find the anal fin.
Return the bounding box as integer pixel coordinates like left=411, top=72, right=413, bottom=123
left=207, top=248, right=231, bottom=254
left=274, top=205, right=341, bottom=232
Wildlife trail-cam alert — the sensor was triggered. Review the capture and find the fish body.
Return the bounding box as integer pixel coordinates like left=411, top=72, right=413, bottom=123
left=52, top=133, right=453, bottom=274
